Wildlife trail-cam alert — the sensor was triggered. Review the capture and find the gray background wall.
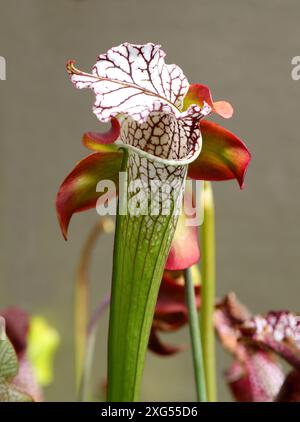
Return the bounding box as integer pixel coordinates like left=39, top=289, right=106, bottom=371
left=0, top=0, right=299, bottom=401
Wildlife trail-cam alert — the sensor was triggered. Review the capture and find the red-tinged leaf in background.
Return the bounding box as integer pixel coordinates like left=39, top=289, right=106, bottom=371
left=56, top=149, right=123, bottom=239
left=153, top=272, right=189, bottom=332
left=0, top=308, right=29, bottom=356
left=165, top=190, right=200, bottom=271
left=149, top=270, right=200, bottom=356
left=188, top=120, right=251, bottom=188
left=148, top=328, right=185, bottom=356
left=226, top=351, right=285, bottom=402
left=276, top=370, right=300, bottom=402
left=12, top=356, right=43, bottom=402
left=215, top=295, right=300, bottom=402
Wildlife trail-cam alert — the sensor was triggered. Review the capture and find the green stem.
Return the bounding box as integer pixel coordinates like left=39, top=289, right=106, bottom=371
left=74, top=224, right=100, bottom=390
left=200, top=181, right=217, bottom=402
left=78, top=294, right=110, bottom=402
left=74, top=219, right=114, bottom=393
left=184, top=267, right=207, bottom=402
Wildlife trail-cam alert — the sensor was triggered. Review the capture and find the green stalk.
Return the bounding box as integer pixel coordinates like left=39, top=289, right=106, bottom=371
left=78, top=294, right=110, bottom=402
left=74, top=219, right=114, bottom=392
left=200, top=181, right=217, bottom=402
left=74, top=224, right=99, bottom=390
left=184, top=267, right=207, bottom=402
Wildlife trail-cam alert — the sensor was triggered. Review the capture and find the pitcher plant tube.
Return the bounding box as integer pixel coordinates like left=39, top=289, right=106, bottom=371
left=56, top=42, right=251, bottom=401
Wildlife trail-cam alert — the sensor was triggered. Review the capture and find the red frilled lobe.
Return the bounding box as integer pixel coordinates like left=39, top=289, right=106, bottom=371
left=183, top=83, right=233, bottom=119
left=184, top=83, right=251, bottom=189
left=82, top=118, right=120, bottom=150
left=56, top=149, right=123, bottom=240
left=188, top=120, right=251, bottom=189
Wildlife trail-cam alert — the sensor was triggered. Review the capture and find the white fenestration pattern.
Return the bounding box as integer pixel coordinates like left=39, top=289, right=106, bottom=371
left=69, top=43, right=190, bottom=124
left=68, top=42, right=210, bottom=171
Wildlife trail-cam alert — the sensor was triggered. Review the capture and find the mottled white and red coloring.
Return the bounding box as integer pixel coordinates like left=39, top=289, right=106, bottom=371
left=67, top=42, right=211, bottom=163
left=240, top=311, right=300, bottom=371
left=240, top=312, right=300, bottom=346
left=67, top=43, right=211, bottom=240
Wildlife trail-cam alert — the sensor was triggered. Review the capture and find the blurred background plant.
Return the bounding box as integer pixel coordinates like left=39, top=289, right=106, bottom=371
left=0, top=310, right=59, bottom=401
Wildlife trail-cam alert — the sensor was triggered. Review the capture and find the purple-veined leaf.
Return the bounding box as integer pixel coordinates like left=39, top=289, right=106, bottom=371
left=67, top=43, right=190, bottom=124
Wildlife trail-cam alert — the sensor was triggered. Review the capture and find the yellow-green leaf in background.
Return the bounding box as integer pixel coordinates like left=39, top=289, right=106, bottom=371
left=27, top=316, right=60, bottom=386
